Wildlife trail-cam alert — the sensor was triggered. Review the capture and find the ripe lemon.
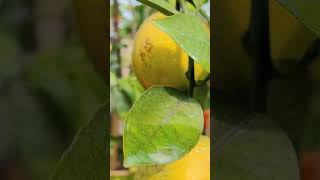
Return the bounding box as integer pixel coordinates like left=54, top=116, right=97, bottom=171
left=213, top=0, right=316, bottom=92
left=132, top=12, right=209, bottom=90
left=134, top=135, right=210, bottom=180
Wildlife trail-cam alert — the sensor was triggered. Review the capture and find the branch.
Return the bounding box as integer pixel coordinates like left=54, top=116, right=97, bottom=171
left=246, top=0, right=273, bottom=113
left=188, top=57, right=196, bottom=97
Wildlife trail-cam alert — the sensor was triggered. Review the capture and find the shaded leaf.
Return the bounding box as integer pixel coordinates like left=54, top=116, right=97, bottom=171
left=213, top=94, right=299, bottom=180
left=277, top=0, right=320, bottom=37
left=50, top=103, right=108, bottom=180
left=153, top=13, right=210, bottom=72
left=123, top=86, right=203, bottom=167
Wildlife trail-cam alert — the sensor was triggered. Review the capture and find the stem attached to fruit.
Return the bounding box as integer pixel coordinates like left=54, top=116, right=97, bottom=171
left=188, top=56, right=196, bottom=97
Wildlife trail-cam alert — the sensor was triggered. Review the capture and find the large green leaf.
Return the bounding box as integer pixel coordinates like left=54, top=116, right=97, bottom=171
left=123, top=86, right=203, bottom=167
left=138, top=0, right=178, bottom=15
left=153, top=13, right=210, bottom=72
left=277, top=0, right=320, bottom=37
left=213, top=94, right=299, bottom=180
left=50, top=103, right=108, bottom=180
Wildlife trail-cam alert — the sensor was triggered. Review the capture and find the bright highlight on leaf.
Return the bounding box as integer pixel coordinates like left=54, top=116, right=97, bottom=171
left=123, top=86, right=203, bottom=167
left=153, top=13, right=210, bottom=73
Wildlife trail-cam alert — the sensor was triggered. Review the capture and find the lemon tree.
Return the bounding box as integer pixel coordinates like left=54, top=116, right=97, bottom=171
left=121, top=0, right=211, bottom=179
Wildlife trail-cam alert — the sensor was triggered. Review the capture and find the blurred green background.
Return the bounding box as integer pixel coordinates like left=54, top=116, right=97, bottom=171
left=0, top=0, right=107, bottom=179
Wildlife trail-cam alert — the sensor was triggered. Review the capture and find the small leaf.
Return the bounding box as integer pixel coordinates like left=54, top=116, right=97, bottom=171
left=123, top=86, right=203, bottom=167
left=153, top=13, right=210, bottom=73
left=50, top=103, right=108, bottom=180
left=276, top=0, right=320, bottom=37
left=138, top=0, right=178, bottom=16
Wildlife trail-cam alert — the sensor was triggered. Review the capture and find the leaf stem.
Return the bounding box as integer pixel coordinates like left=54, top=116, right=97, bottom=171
left=247, top=0, right=273, bottom=113
left=188, top=56, right=195, bottom=97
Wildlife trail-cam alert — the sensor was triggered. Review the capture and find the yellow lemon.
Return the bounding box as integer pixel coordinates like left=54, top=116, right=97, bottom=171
left=132, top=12, right=209, bottom=90
left=134, top=135, right=210, bottom=180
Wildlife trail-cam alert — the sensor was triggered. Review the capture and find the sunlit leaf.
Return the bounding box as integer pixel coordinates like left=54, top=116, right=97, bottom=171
left=153, top=13, right=210, bottom=72
left=123, top=86, right=203, bottom=167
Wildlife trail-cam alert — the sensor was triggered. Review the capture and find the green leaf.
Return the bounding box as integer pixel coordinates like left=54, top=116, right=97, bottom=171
left=186, top=1, right=197, bottom=13
left=167, top=0, right=176, bottom=8
left=138, top=0, right=178, bottom=16
left=50, top=103, right=108, bottom=180
left=193, top=83, right=210, bottom=109
left=192, top=0, right=207, bottom=9
left=277, top=0, right=320, bottom=37
left=110, top=72, right=117, bottom=87
left=153, top=13, right=210, bottom=73
left=118, top=76, right=145, bottom=103
left=213, top=94, right=299, bottom=180
left=123, top=86, right=203, bottom=167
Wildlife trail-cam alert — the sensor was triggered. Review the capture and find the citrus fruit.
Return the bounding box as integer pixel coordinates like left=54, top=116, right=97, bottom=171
left=134, top=135, right=210, bottom=180
left=132, top=12, right=209, bottom=90
left=213, top=0, right=316, bottom=92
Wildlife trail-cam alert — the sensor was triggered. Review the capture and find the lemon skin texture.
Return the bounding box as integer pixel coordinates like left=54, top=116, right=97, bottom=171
left=132, top=12, right=209, bottom=90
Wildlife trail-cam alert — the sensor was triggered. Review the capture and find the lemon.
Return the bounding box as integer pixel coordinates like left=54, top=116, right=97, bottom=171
left=213, top=0, right=316, bottom=92
left=132, top=12, right=209, bottom=90
left=134, top=135, right=210, bottom=180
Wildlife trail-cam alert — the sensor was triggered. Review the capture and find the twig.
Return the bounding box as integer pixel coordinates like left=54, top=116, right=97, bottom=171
left=188, top=57, right=195, bottom=97
left=247, top=0, right=273, bottom=113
